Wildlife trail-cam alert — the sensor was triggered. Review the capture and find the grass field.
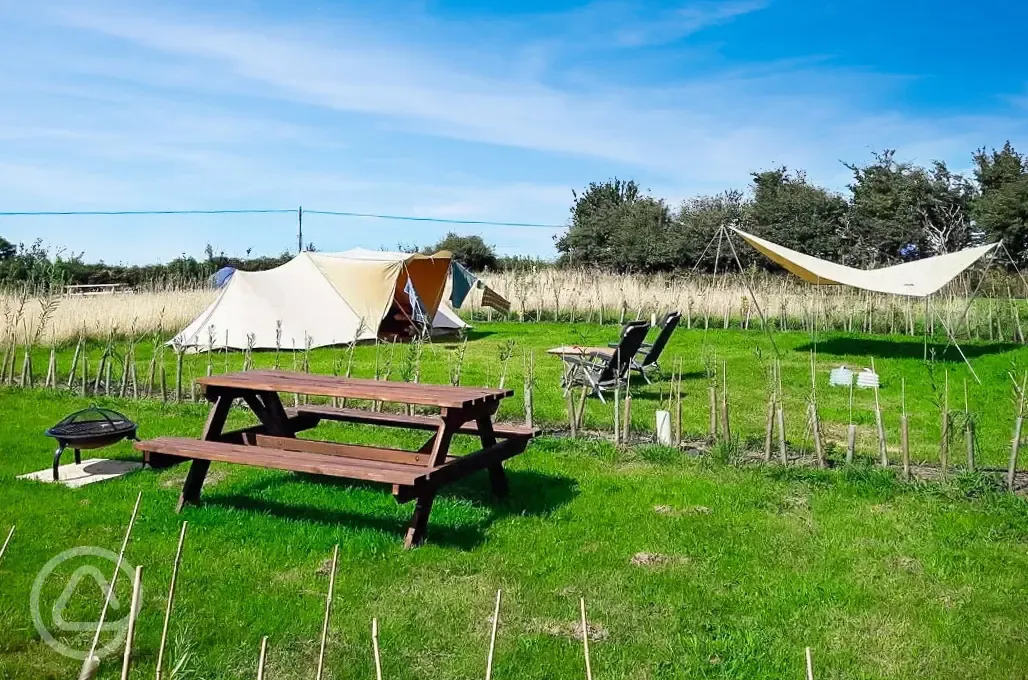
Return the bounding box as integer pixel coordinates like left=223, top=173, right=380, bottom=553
left=2, top=323, right=1028, bottom=679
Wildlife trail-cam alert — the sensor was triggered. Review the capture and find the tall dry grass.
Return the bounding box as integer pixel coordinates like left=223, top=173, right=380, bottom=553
left=0, top=269, right=1023, bottom=344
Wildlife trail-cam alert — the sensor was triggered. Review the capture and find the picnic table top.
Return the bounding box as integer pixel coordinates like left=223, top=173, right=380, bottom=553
left=197, top=369, right=513, bottom=409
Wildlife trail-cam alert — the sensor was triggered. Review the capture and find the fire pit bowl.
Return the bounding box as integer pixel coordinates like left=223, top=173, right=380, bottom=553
left=45, top=407, right=140, bottom=481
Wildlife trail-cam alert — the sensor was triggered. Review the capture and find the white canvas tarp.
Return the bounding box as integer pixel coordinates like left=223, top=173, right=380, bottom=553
left=173, top=248, right=464, bottom=351
left=731, top=227, right=999, bottom=298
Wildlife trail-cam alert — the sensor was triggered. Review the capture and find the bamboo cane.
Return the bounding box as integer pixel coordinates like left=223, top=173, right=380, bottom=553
left=846, top=379, right=856, bottom=464
left=763, top=394, right=775, bottom=462
left=67, top=336, right=82, bottom=389
left=119, top=565, right=143, bottom=680
left=776, top=359, right=787, bottom=464
left=256, top=636, right=269, bottom=680
left=941, top=370, right=950, bottom=472
left=809, top=352, right=824, bottom=468
left=46, top=346, right=56, bottom=388
left=486, top=589, right=502, bottom=680
left=119, top=352, right=130, bottom=398
left=720, top=360, right=732, bottom=445
left=580, top=598, right=593, bottom=680
left=86, top=492, right=142, bottom=664
left=81, top=355, right=89, bottom=397
left=175, top=351, right=184, bottom=403
left=372, top=618, right=383, bottom=680
left=0, top=525, right=14, bottom=564
left=156, top=521, right=189, bottom=680
left=316, top=545, right=340, bottom=680
left=964, top=379, right=975, bottom=472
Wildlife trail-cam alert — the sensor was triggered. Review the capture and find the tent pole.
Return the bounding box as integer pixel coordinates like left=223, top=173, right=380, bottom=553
left=941, top=248, right=995, bottom=357
left=298, top=205, right=303, bottom=254
left=724, top=227, right=781, bottom=357
left=935, top=309, right=981, bottom=385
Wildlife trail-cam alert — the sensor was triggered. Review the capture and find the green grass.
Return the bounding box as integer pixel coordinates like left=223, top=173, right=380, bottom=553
left=2, top=323, right=1028, bottom=678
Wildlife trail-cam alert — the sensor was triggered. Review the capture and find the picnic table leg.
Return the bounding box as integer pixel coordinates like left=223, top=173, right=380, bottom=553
left=176, top=392, right=232, bottom=511
left=403, top=492, right=436, bottom=549
left=177, top=460, right=211, bottom=512
left=255, top=391, right=294, bottom=437
left=476, top=413, right=509, bottom=498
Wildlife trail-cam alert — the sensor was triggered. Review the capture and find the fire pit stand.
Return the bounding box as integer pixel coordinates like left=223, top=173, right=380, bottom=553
left=45, top=407, right=141, bottom=481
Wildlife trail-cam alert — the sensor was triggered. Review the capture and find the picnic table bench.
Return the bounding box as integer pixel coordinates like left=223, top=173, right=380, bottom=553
left=135, top=370, right=538, bottom=548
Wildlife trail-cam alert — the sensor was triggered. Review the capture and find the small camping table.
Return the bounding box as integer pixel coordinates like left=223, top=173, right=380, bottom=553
left=136, top=370, right=537, bottom=548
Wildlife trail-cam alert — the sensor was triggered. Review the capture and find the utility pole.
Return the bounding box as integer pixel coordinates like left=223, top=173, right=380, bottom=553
left=298, top=205, right=303, bottom=253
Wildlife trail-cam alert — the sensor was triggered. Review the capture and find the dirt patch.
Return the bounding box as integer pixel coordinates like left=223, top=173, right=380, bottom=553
left=893, top=556, right=923, bottom=574
left=653, top=504, right=711, bottom=517
left=315, top=558, right=335, bottom=576
left=160, top=466, right=230, bottom=489
left=630, top=552, right=688, bottom=567
left=534, top=618, right=610, bottom=642
left=780, top=494, right=809, bottom=511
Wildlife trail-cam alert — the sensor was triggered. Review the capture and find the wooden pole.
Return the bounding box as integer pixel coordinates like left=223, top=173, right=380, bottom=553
left=67, top=337, right=82, bottom=389
left=77, top=656, right=100, bottom=680
left=900, top=378, right=910, bottom=481
left=580, top=598, right=593, bottom=680
left=776, top=359, right=787, bottom=464
left=805, top=647, right=814, bottom=680
left=1009, top=372, right=1027, bottom=492
left=964, top=379, right=975, bottom=472
left=256, top=636, right=269, bottom=680
left=0, top=525, right=14, bottom=564
left=871, top=358, right=887, bottom=466
left=809, top=352, right=824, bottom=468
left=720, top=360, right=732, bottom=445
left=316, top=544, right=340, bottom=680
left=486, top=589, right=502, bottom=680
left=156, top=521, right=189, bottom=680
left=119, top=565, right=143, bottom=680
left=846, top=379, right=856, bottom=464
left=87, top=492, right=142, bottom=663
left=940, top=370, right=950, bottom=472
left=372, top=618, right=383, bottom=680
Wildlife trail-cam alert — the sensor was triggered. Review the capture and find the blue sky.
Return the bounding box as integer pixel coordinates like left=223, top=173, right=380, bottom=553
left=1, top=0, right=1026, bottom=264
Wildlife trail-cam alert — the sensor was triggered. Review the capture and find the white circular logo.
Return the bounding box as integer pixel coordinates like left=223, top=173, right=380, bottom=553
left=30, top=546, right=138, bottom=661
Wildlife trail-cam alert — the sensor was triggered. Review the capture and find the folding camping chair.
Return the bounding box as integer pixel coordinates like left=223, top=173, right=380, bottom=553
left=609, top=311, right=681, bottom=383
left=561, top=321, right=649, bottom=403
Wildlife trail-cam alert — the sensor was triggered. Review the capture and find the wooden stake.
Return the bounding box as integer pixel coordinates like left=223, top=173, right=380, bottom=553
left=81, top=354, right=89, bottom=397
left=674, top=362, right=683, bottom=447
left=45, top=346, right=56, bottom=388
left=613, top=384, right=620, bottom=444
left=372, top=618, right=383, bottom=680
left=256, top=636, right=269, bottom=680
left=87, top=492, right=142, bottom=662
left=720, top=360, right=732, bottom=445
left=576, top=386, right=588, bottom=431
left=1009, top=372, right=1027, bottom=492
left=486, top=589, right=502, bottom=680
left=316, top=544, right=340, bottom=680
left=708, top=384, right=718, bottom=442
left=156, top=521, right=189, bottom=680
left=964, top=379, right=975, bottom=472
left=763, top=394, right=775, bottom=462
left=160, top=363, right=168, bottom=403
left=871, top=358, right=887, bottom=467
left=580, top=598, right=593, bottom=680
left=119, top=565, right=143, bottom=680
left=622, top=393, right=632, bottom=445
left=846, top=379, right=856, bottom=464
left=77, top=656, right=100, bottom=680
left=175, top=351, right=184, bottom=402
left=0, top=525, right=13, bottom=563
left=776, top=360, right=787, bottom=464
left=805, top=647, right=814, bottom=680
left=940, top=370, right=950, bottom=472
left=900, top=379, right=910, bottom=481
left=567, top=390, right=578, bottom=438
left=809, top=352, right=824, bottom=468
left=119, top=351, right=130, bottom=397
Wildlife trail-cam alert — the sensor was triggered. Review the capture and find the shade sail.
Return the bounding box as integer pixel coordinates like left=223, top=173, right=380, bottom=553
left=173, top=249, right=464, bottom=351
left=730, top=227, right=999, bottom=298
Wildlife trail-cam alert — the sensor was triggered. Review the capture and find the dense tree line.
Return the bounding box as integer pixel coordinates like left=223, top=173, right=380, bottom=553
left=556, top=143, right=1028, bottom=272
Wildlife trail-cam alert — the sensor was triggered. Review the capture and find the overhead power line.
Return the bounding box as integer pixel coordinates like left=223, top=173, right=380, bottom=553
left=0, top=207, right=564, bottom=228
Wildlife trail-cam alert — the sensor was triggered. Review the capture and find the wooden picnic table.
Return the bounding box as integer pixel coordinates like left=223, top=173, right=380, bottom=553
left=136, top=370, right=538, bottom=548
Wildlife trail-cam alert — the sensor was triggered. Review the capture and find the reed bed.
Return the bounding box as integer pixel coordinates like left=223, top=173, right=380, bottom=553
left=2, top=269, right=1026, bottom=345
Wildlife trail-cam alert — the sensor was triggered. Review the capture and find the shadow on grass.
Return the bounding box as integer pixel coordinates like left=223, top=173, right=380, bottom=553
left=794, top=337, right=1019, bottom=361
left=203, top=467, right=577, bottom=550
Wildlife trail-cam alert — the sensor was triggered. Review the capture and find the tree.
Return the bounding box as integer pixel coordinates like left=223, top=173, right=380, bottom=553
left=745, top=168, right=848, bottom=260
left=844, top=151, right=976, bottom=264
left=428, top=233, right=498, bottom=271
left=556, top=178, right=677, bottom=272
left=0, top=236, right=14, bottom=261
left=973, top=142, right=1028, bottom=263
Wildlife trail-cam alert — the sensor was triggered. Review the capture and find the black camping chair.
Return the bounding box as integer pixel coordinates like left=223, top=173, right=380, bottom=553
left=610, top=311, right=681, bottom=382
left=561, top=321, right=649, bottom=403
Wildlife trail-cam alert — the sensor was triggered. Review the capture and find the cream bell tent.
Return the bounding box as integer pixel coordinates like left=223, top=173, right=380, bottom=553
left=173, top=249, right=466, bottom=351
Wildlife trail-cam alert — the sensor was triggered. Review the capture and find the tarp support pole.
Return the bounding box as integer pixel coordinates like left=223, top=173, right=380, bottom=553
left=723, top=226, right=781, bottom=358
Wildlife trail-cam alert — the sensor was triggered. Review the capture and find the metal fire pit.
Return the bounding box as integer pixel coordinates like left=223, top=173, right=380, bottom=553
left=45, top=407, right=140, bottom=481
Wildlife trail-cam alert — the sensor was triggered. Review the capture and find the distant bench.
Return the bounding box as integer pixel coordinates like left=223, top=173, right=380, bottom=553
left=135, top=370, right=539, bottom=548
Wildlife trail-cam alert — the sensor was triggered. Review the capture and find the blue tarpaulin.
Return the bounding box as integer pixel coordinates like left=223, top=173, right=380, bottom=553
left=213, top=267, right=236, bottom=288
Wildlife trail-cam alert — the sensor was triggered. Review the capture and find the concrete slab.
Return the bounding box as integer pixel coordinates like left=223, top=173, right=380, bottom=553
left=17, top=459, right=143, bottom=488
